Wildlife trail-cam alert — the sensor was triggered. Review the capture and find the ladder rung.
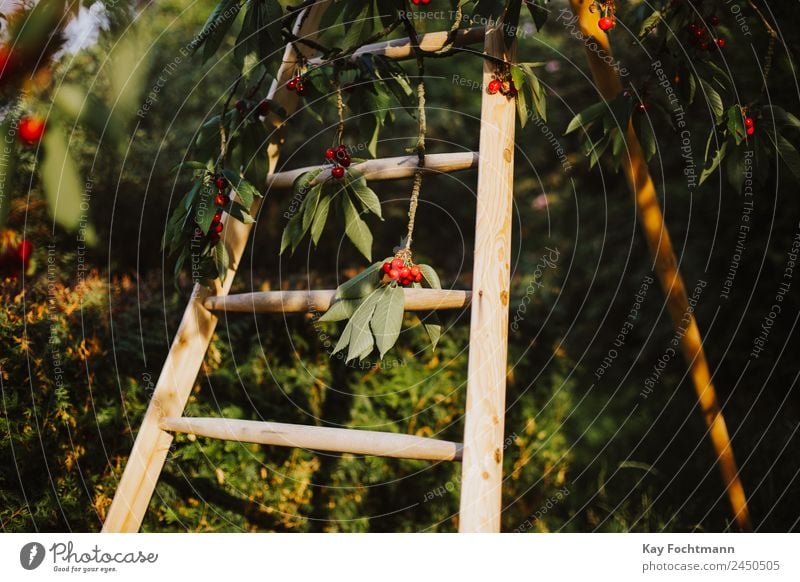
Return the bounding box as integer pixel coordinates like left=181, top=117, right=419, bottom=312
left=306, top=27, right=485, bottom=66
left=267, top=152, right=478, bottom=190
left=160, top=417, right=463, bottom=462
left=205, top=288, right=471, bottom=313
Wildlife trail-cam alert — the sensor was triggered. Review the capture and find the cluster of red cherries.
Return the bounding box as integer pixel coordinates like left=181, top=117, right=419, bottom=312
left=487, top=78, right=517, bottom=98
left=0, top=239, right=32, bottom=278
left=687, top=16, right=725, bottom=51
left=235, top=99, right=271, bottom=117
left=194, top=176, right=229, bottom=246
left=286, top=75, right=307, bottom=96
left=744, top=114, right=756, bottom=137
left=381, top=257, right=423, bottom=287
left=325, top=145, right=351, bottom=179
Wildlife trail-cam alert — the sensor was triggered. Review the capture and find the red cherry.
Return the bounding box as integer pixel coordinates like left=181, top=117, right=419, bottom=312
left=391, top=258, right=404, bottom=270
left=389, top=268, right=399, bottom=280
left=18, top=116, right=45, bottom=145
left=325, top=148, right=335, bottom=160
left=215, top=177, right=226, bottom=190
left=340, top=155, right=352, bottom=168
left=716, top=38, right=726, bottom=49
left=744, top=117, right=754, bottom=128
left=694, top=27, right=705, bottom=39
left=410, top=265, right=420, bottom=277
left=235, top=99, right=248, bottom=112
left=400, top=267, right=410, bottom=279
left=699, top=42, right=710, bottom=51
left=287, top=78, right=297, bottom=91
left=210, top=233, right=221, bottom=244
left=746, top=126, right=755, bottom=136
left=488, top=79, right=502, bottom=95
left=421, top=0, right=430, bottom=4
left=335, top=145, right=348, bottom=158
left=414, top=272, right=423, bottom=283
left=710, top=15, right=720, bottom=26
left=598, top=17, right=615, bottom=32
left=17, top=240, right=32, bottom=263
left=382, top=262, right=391, bottom=273
left=213, top=222, right=224, bottom=234
left=296, top=84, right=306, bottom=96
left=215, top=194, right=227, bottom=206
left=213, top=211, right=223, bottom=222
left=411, top=0, right=420, bottom=4
left=331, top=166, right=345, bottom=179
left=636, top=102, right=648, bottom=113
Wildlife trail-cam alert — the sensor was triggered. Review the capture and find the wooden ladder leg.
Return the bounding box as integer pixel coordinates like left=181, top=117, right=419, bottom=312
left=458, top=24, right=517, bottom=533
left=569, top=0, right=752, bottom=531
left=102, top=1, right=332, bottom=533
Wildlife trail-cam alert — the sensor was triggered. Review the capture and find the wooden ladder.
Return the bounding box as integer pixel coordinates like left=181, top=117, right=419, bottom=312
left=103, top=1, right=515, bottom=533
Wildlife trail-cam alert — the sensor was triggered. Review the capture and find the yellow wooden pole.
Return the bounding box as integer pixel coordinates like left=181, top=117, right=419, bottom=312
left=569, top=0, right=752, bottom=531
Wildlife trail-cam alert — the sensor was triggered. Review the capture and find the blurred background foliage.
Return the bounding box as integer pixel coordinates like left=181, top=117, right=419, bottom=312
left=1, top=0, right=799, bottom=532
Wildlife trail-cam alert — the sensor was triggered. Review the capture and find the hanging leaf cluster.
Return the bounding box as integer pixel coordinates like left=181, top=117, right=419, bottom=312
left=280, top=166, right=383, bottom=261
left=163, top=165, right=262, bottom=285
left=318, top=259, right=443, bottom=363
left=511, top=63, right=547, bottom=126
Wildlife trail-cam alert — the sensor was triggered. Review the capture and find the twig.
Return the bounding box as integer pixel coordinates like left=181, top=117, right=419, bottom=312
left=219, top=77, right=242, bottom=166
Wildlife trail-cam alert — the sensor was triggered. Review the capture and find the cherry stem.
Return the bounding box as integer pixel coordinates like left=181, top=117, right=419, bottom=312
left=403, top=55, right=426, bottom=254
left=335, top=74, right=345, bottom=146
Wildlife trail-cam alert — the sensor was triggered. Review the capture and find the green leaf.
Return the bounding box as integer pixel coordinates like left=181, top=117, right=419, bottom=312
left=196, top=0, right=242, bottom=63
left=280, top=211, right=303, bottom=254
left=420, top=310, right=442, bottom=351
left=638, top=10, right=662, bottom=37
left=371, top=285, right=405, bottom=359
left=228, top=201, right=255, bottom=224
left=302, top=183, right=323, bottom=231
left=520, top=63, right=546, bottom=122
left=527, top=0, right=548, bottom=31
left=770, top=132, right=800, bottom=181
left=419, top=264, right=442, bottom=289
left=221, top=169, right=261, bottom=207
left=347, top=172, right=382, bottom=218
left=195, top=183, right=218, bottom=234
left=310, top=194, right=332, bottom=245
left=172, top=160, right=209, bottom=174
left=341, top=194, right=373, bottom=261
left=41, top=122, right=93, bottom=241
left=726, top=105, right=746, bottom=146
left=346, top=290, right=382, bottom=362
left=214, top=241, right=230, bottom=282
left=699, top=78, right=724, bottom=123
left=319, top=298, right=359, bottom=322
left=335, top=261, right=385, bottom=300
left=565, top=101, right=607, bottom=134
left=762, top=105, right=800, bottom=131
left=699, top=141, right=728, bottom=185
left=332, top=317, right=354, bottom=356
